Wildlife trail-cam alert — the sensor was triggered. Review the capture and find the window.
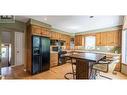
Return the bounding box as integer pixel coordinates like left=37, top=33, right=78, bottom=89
left=122, top=30, right=127, bottom=64
left=85, top=36, right=96, bottom=50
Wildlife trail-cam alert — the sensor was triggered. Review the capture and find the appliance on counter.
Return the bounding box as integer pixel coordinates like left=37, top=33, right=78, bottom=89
left=50, top=39, right=65, bottom=46
left=32, top=35, right=50, bottom=74
left=50, top=40, right=58, bottom=46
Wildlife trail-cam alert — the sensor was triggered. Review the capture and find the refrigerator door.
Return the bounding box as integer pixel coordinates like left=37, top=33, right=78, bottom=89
left=32, top=36, right=41, bottom=74
left=40, top=37, right=50, bottom=71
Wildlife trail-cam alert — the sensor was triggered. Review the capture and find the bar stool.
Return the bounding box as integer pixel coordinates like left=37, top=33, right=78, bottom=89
left=64, top=58, right=76, bottom=79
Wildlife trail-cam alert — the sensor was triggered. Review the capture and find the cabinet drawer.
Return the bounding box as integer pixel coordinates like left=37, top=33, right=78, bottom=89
left=50, top=53, right=58, bottom=67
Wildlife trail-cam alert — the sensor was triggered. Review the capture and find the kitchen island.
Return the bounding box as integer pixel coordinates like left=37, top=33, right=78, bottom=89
left=62, top=52, right=106, bottom=79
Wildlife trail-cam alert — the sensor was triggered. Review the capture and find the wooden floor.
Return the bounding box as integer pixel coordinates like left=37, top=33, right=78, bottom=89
left=1, top=63, right=127, bottom=80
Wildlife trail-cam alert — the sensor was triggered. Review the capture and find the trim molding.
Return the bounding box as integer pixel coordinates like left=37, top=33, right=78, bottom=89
left=51, top=28, right=75, bottom=36
left=27, top=19, right=51, bottom=28
left=76, top=25, right=123, bottom=35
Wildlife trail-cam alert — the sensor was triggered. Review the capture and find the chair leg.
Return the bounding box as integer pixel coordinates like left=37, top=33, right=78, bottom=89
left=99, top=75, right=112, bottom=80
left=97, top=72, right=112, bottom=80
left=72, top=64, right=75, bottom=79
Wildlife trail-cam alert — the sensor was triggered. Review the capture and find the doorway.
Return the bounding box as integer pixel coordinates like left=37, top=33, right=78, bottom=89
left=0, top=31, right=24, bottom=67
left=0, top=32, right=12, bottom=68
left=1, top=44, right=11, bottom=67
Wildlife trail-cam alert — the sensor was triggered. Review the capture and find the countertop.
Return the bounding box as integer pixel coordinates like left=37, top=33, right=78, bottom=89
left=62, top=52, right=106, bottom=62
left=50, top=51, right=58, bottom=54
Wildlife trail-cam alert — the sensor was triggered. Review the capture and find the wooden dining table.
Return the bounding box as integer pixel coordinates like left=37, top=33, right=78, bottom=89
left=62, top=52, right=106, bottom=79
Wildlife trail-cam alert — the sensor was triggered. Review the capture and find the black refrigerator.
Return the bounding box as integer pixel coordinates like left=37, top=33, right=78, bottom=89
left=32, top=35, right=50, bottom=74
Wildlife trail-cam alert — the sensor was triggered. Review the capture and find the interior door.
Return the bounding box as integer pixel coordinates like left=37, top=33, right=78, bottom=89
left=15, top=32, right=24, bottom=66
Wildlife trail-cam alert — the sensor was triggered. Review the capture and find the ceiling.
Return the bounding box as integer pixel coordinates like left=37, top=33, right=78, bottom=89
left=15, top=16, right=124, bottom=33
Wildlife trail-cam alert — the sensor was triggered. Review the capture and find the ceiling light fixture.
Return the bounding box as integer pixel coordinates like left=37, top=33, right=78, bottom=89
left=44, top=17, right=48, bottom=21
left=89, top=16, right=94, bottom=18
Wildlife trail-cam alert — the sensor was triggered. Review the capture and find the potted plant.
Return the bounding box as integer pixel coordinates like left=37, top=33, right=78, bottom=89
left=112, top=46, right=121, bottom=54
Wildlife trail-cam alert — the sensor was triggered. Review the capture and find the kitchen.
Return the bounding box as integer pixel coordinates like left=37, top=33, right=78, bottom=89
left=0, top=16, right=127, bottom=79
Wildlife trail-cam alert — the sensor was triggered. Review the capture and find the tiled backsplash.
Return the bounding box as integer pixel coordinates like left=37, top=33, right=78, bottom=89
left=75, top=46, right=116, bottom=53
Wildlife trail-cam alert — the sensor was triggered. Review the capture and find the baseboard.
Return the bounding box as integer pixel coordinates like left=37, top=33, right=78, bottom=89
left=10, top=64, right=24, bottom=67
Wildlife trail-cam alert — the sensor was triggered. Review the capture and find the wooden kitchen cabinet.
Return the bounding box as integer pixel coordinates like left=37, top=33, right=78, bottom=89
left=96, top=33, right=101, bottom=46
left=31, top=25, right=51, bottom=37
left=50, top=53, right=58, bottom=67
left=95, top=30, right=122, bottom=46
left=41, top=27, right=51, bottom=37
left=106, top=31, right=115, bottom=46
left=100, top=32, right=107, bottom=46
left=51, top=32, right=62, bottom=40
left=106, top=30, right=122, bottom=46
left=114, top=30, right=122, bottom=47
left=75, top=29, right=122, bottom=47
left=65, top=35, right=71, bottom=49
left=31, top=25, right=42, bottom=35
left=75, top=35, right=84, bottom=46
left=51, top=31, right=57, bottom=39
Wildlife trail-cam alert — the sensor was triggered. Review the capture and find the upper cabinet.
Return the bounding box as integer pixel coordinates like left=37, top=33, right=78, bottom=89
left=106, top=31, right=114, bottom=46
left=31, top=25, right=51, bottom=37
left=100, top=32, right=107, bottom=46
left=96, top=33, right=101, bottom=46
left=31, top=25, right=42, bottom=35
left=75, top=29, right=122, bottom=47
left=98, top=30, right=121, bottom=46
left=75, top=35, right=84, bottom=46
left=65, top=35, right=71, bottom=49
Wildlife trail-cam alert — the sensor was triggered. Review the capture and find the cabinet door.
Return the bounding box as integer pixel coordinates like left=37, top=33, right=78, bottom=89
left=75, top=35, right=84, bottom=46
left=41, top=27, right=47, bottom=36
left=114, top=30, right=121, bottom=46
left=58, top=33, right=62, bottom=40
left=50, top=53, right=58, bottom=67
left=65, top=36, right=70, bottom=49
left=96, top=33, right=101, bottom=46
left=107, top=31, right=114, bottom=46
left=74, top=36, right=78, bottom=46
left=101, top=32, right=107, bottom=46
left=51, top=32, right=56, bottom=39
left=79, top=35, right=84, bottom=46
left=46, top=28, right=51, bottom=37
left=32, top=25, right=41, bottom=35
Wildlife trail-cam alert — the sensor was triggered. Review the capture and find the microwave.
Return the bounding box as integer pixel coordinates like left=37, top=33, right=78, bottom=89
left=51, top=46, right=59, bottom=52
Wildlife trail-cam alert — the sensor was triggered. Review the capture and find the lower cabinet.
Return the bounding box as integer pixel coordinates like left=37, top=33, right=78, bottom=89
left=50, top=53, right=58, bottom=67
